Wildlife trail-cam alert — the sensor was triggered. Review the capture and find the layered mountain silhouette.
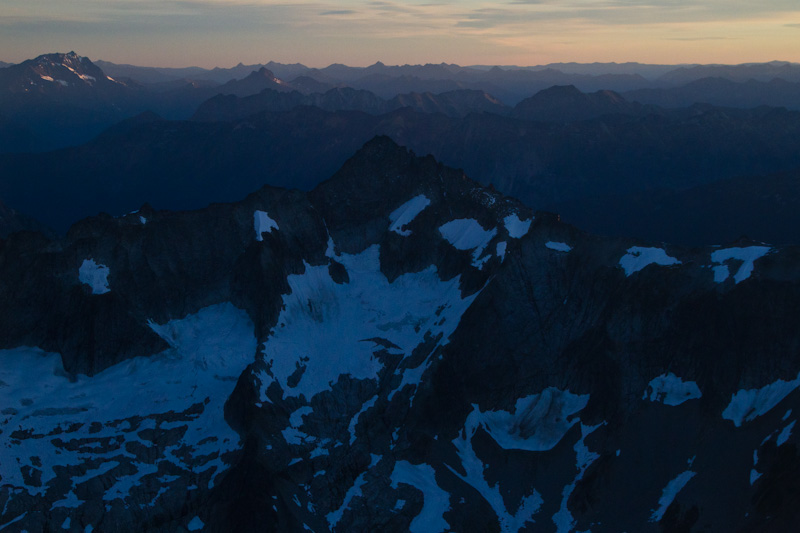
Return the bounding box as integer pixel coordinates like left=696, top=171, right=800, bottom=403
left=3, top=53, right=800, bottom=153
left=3, top=101, right=800, bottom=246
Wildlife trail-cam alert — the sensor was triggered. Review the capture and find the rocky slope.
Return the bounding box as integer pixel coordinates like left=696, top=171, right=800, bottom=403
left=1, top=138, right=800, bottom=532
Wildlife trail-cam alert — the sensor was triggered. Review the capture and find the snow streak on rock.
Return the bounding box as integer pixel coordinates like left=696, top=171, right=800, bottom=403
left=0, top=303, right=256, bottom=510
left=552, top=423, right=602, bottom=533
left=619, top=247, right=681, bottom=276
left=777, top=420, right=796, bottom=446
left=326, top=454, right=381, bottom=528
left=389, top=194, right=430, bottom=236
left=650, top=470, right=696, bottom=522
left=390, top=461, right=451, bottom=533
left=722, top=372, right=800, bottom=427
left=711, top=246, right=771, bottom=284
left=644, top=373, right=702, bottom=406
left=78, top=258, right=110, bottom=294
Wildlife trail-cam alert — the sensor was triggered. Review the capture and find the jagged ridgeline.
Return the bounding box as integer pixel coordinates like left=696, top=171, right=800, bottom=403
left=1, top=137, right=800, bottom=532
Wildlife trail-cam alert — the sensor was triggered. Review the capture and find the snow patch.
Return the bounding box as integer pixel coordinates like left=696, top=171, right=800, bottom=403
left=439, top=219, right=497, bottom=268
left=496, top=241, right=507, bottom=262
left=449, top=389, right=588, bottom=533
left=79, top=259, right=110, bottom=294
left=504, top=214, right=532, bottom=239
left=619, top=247, right=680, bottom=276
left=283, top=406, right=314, bottom=445
left=650, top=470, right=696, bottom=522
left=0, top=303, right=256, bottom=503
left=478, top=388, right=590, bottom=452
left=389, top=194, right=430, bottom=236
left=777, top=420, right=796, bottom=446
left=390, top=461, right=451, bottom=533
left=261, top=244, right=478, bottom=401
left=644, top=373, right=702, bottom=406
left=722, top=373, right=800, bottom=427
left=545, top=241, right=572, bottom=253
left=711, top=246, right=771, bottom=284
left=552, top=423, right=602, bottom=533
left=187, top=516, right=204, bottom=531
left=254, top=210, right=278, bottom=241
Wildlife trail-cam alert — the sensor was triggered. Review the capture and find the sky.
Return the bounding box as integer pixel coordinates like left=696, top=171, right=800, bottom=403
left=1, top=1, right=799, bottom=68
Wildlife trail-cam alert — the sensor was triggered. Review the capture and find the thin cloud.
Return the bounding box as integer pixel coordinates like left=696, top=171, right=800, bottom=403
left=320, top=10, right=356, bottom=16
left=666, top=37, right=737, bottom=41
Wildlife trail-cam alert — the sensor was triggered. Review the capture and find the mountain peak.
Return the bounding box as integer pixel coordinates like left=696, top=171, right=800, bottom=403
left=513, top=84, right=639, bottom=122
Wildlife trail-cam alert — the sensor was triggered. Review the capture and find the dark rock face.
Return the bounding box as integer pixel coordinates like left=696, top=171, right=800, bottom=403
left=1, top=137, right=800, bottom=532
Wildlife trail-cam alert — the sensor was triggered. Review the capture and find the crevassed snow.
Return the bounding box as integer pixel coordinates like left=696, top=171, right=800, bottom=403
left=389, top=195, right=430, bottom=236
left=439, top=219, right=497, bottom=268
left=504, top=214, right=532, bottom=239
left=261, top=244, right=478, bottom=401
left=552, top=423, right=602, bottom=533
left=448, top=389, right=588, bottom=533
left=710, top=246, right=771, bottom=284
left=254, top=210, right=279, bottom=241
left=644, top=373, right=702, bottom=406
left=79, top=259, right=110, bottom=294
left=545, top=241, right=572, bottom=253
left=619, top=247, right=680, bottom=276
left=0, top=303, right=256, bottom=503
left=650, top=470, right=696, bottom=522
left=390, top=461, right=451, bottom=533
left=187, top=516, right=204, bottom=531
left=722, top=372, right=800, bottom=427
left=478, top=388, right=590, bottom=452
left=777, top=420, right=795, bottom=446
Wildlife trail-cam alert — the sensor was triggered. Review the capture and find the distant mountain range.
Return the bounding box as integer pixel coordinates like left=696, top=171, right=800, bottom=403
left=2, top=53, right=800, bottom=153
left=3, top=52, right=800, bottom=247
left=4, top=99, right=800, bottom=246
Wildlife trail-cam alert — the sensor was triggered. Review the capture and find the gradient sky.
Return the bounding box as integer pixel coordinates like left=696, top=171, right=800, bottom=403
left=2, top=1, right=799, bottom=68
